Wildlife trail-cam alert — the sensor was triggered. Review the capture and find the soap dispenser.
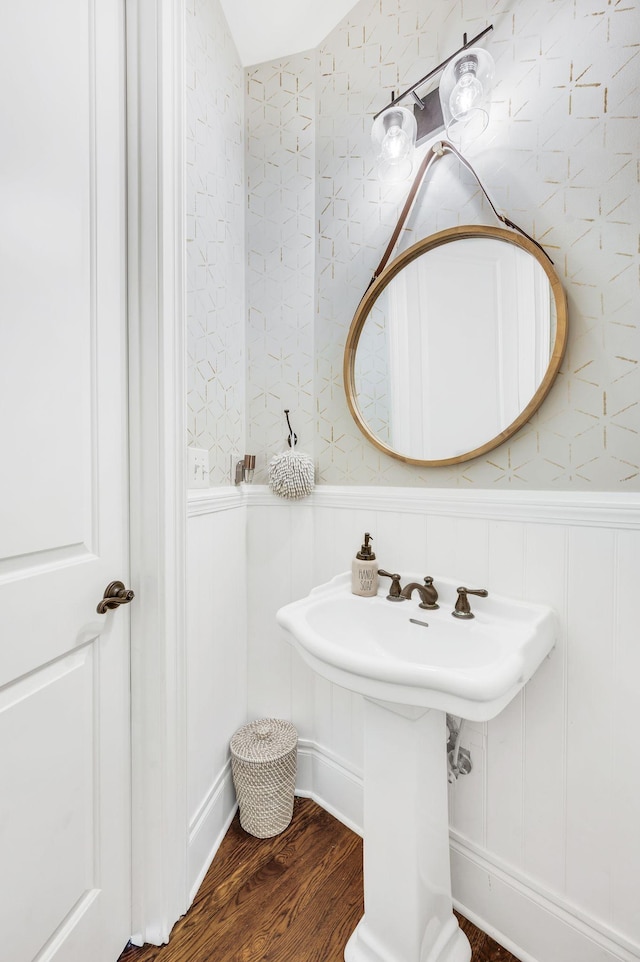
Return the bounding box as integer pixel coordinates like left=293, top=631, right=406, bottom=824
left=352, top=532, right=378, bottom=597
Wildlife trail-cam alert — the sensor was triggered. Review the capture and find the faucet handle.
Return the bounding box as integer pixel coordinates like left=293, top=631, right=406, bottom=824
left=378, top=569, right=405, bottom=602
left=421, top=576, right=439, bottom=609
left=452, top=586, right=488, bottom=619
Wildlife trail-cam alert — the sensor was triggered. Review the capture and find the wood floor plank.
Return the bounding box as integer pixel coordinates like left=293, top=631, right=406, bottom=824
left=119, top=798, right=520, bottom=962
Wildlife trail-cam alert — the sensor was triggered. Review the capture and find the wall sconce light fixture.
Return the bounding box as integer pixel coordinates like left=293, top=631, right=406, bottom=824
left=439, top=46, right=494, bottom=147
left=371, top=105, right=417, bottom=184
left=371, top=25, right=494, bottom=181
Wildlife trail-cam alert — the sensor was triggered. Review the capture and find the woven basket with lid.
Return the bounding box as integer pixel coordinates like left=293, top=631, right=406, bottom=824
left=230, top=718, right=298, bottom=838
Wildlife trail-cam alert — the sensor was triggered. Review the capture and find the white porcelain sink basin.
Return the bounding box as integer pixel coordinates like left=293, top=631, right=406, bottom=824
left=277, top=571, right=556, bottom=720
left=278, top=572, right=558, bottom=962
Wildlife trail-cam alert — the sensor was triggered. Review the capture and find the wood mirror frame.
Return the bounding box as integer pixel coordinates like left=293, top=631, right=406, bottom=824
left=343, top=224, right=568, bottom=467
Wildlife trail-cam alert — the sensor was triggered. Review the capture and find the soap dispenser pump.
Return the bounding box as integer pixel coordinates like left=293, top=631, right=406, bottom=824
left=352, top=532, right=378, bottom=597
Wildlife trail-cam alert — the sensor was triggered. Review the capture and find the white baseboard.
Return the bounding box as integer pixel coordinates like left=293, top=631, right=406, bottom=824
left=185, top=741, right=358, bottom=910
left=185, top=741, right=360, bottom=908
left=182, top=742, right=639, bottom=962
left=295, top=738, right=363, bottom=837
left=450, top=835, right=640, bottom=962
left=297, top=740, right=639, bottom=962
left=187, top=762, right=238, bottom=903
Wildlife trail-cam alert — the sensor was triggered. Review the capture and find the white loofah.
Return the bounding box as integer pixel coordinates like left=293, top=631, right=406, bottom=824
left=268, top=450, right=315, bottom=500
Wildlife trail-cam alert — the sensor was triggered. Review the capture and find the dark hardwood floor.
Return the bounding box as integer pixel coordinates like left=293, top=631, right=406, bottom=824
left=119, top=797, right=519, bottom=962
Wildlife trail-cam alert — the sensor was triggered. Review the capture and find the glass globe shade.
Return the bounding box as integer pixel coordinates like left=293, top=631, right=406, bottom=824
left=439, top=47, right=495, bottom=148
left=371, top=105, right=417, bottom=164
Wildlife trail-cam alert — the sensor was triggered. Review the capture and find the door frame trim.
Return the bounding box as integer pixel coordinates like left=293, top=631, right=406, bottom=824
left=126, top=0, right=188, bottom=943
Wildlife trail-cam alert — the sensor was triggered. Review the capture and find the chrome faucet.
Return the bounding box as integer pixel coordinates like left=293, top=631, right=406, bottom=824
left=400, top=576, right=439, bottom=610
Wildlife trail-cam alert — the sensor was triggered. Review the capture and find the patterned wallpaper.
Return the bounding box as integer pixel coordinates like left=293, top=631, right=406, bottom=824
left=244, top=0, right=640, bottom=489
left=245, top=56, right=316, bottom=474
left=185, top=0, right=245, bottom=484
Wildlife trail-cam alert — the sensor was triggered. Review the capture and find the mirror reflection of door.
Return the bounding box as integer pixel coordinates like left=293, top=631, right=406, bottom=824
left=347, top=228, right=565, bottom=466
left=384, top=239, right=551, bottom=459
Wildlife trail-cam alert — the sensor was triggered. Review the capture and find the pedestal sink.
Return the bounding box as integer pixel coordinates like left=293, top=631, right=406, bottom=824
left=277, top=572, right=556, bottom=962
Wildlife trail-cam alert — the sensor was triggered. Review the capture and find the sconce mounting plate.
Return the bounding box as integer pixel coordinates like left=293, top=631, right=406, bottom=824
left=413, top=87, right=444, bottom=146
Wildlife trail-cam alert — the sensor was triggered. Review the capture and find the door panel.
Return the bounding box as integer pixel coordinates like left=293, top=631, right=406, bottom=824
left=1, top=0, right=92, bottom=563
left=0, top=2, right=131, bottom=960
left=1, top=650, right=94, bottom=962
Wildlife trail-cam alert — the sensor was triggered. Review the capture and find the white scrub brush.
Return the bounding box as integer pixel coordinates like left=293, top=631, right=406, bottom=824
left=268, top=410, right=315, bottom=500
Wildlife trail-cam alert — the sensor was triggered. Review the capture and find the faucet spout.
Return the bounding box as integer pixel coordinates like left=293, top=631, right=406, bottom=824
left=400, top=576, right=439, bottom=610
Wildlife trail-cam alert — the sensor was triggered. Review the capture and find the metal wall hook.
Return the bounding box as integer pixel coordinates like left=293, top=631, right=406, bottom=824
left=284, top=409, right=298, bottom=447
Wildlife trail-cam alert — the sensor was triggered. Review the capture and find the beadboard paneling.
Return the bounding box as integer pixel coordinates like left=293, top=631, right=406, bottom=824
left=242, top=486, right=640, bottom=962
left=246, top=500, right=316, bottom=738
left=612, top=529, right=640, bottom=937
left=185, top=501, right=247, bottom=895
left=186, top=487, right=640, bottom=961
left=521, top=523, right=568, bottom=892
left=565, top=525, right=617, bottom=917
left=448, top=723, right=487, bottom=850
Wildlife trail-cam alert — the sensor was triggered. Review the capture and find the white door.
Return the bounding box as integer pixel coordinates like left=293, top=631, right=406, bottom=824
left=0, top=3, right=131, bottom=961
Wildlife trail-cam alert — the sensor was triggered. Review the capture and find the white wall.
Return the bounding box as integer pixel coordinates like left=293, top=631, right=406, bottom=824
left=183, top=1, right=640, bottom=960
left=185, top=493, right=247, bottom=898
left=185, top=487, right=640, bottom=960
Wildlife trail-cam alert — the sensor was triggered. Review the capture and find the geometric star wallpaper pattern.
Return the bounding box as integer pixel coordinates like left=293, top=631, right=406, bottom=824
left=316, top=0, right=640, bottom=490
left=245, top=54, right=316, bottom=470
left=244, top=0, right=640, bottom=488
left=186, top=0, right=245, bottom=484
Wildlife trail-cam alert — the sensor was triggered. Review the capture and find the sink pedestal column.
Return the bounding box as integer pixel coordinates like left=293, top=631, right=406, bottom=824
left=345, top=698, right=470, bottom=962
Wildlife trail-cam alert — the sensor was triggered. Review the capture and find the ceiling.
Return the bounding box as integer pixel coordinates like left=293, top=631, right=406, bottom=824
left=219, top=0, right=360, bottom=66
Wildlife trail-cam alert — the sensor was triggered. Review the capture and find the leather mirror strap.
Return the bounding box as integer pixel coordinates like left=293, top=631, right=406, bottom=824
left=368, top=139, right=552, bottom=291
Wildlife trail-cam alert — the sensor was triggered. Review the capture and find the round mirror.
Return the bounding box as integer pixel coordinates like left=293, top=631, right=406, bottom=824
left=344, top=225, right=568, bottom=465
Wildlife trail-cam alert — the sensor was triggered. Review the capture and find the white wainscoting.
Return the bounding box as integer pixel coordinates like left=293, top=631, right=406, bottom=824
left=188, top=485, right=640, bottom=962
left=186, top=489, right=248, bottom=899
